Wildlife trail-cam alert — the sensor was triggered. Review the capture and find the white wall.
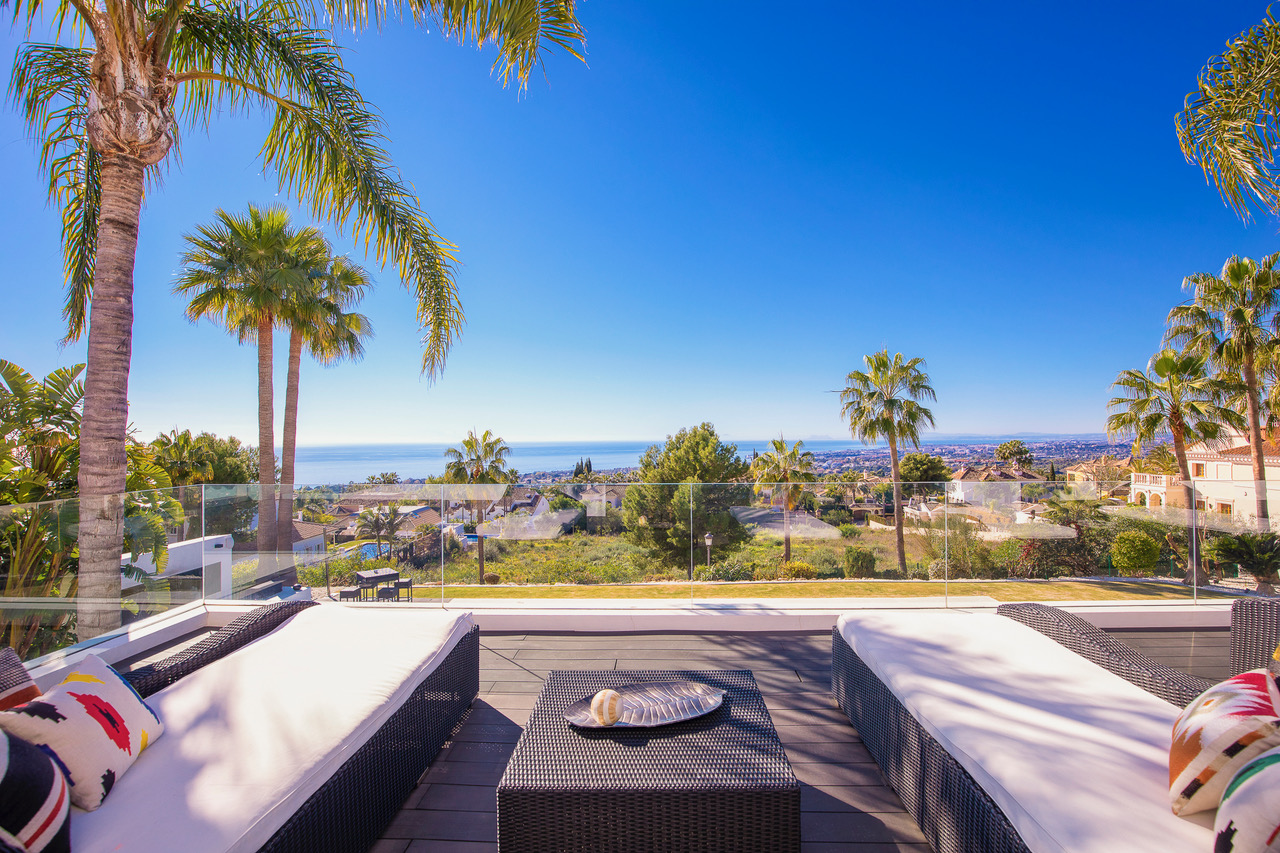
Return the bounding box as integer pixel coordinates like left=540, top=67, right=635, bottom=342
left=121, top=533, right=233, bottom=597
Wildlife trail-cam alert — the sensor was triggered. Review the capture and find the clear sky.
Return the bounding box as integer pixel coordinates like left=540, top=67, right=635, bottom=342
left=4, top=2, right=1280, bottom=446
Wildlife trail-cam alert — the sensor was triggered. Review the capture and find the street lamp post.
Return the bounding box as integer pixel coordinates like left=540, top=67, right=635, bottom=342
left=704, top=532, right=713, bottom=574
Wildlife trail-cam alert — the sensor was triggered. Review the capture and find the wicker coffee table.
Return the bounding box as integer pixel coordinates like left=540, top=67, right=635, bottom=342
left=496, top=669, right=800, bottom=852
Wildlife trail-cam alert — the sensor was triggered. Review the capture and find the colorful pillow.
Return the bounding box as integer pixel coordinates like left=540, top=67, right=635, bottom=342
left=0, top=649, right=40, bottom=711
left=1171, top=669, right=1280, bottom=815
left=1214, top=744, right=1280, bottom=852
left=0, top=653, right=163, bottom=810
left=0, top=730, right=69, bottom=853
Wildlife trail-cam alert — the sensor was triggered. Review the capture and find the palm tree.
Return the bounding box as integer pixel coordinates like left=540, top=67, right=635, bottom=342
left=840, top=350, right=937, bottom=573
left=356, top=507, right=389, bottom=560
left=382, top=505, right=405, bottom=563
left=175, top=205, right=319, bottom=566
left=444, top=429, right=511, bottom=582
left=1167, top=255, right=1279, bottom=530
left=1206, top=531, right=1280, bottom=595
left=10, top=1, right=585, bottom=640
left=276, top=241, right=373, bottom=557
left=1108, top=349, right=1244, bottom=584
left=748, top=437, right=816, bottom=563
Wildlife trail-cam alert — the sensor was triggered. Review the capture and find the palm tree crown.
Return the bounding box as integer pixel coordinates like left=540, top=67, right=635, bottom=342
left=840, top=349, right=936, bottom=573
left=444, top=429, right=513, bottom=485
left=1167, top=254, right=1280, bottom=529
left=749, top=437, right=816, bottom=564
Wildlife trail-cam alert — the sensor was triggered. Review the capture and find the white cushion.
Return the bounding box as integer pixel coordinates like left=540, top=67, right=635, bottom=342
left=71, top=606, right=475, bottom=853
left=837, top=610, right=1213, bottom=853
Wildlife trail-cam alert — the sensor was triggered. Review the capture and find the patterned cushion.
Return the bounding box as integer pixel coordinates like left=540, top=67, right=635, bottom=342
left=1171, top=669, right=1280, bottom=815
left=0, top=649, right=40, bottom=712
left=1214, top=744, right=1280, bottom=852
left=0, top=730, right=69, bottom=853
left=0, top=654, right=163, bottom=811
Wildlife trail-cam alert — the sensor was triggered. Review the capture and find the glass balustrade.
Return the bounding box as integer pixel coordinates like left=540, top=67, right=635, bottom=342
left=0, top=475, right=1256, bottom=661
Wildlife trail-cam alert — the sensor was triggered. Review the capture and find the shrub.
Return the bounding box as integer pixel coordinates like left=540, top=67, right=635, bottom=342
left=779, top=561, right=816, bottom=580
left=1111, top=530, right=1161, bottom=577
left=928, top=558, right=970, bottom=580
left=753, top=565, right=780, bottom=581
left=642, top=571, right=682, bottom=583
left=844, top=546, right=876, bottom=578
left=483, top=572, right=500, bottom=584
left=810, top=549, right=844, bottom=579
left=838, top=524, right=860, bottom=539
left=694, top=559, right=755, bottom=582
left=908, top=567, right=930, bottom=581
left=824, top=509, right=852, bottom=526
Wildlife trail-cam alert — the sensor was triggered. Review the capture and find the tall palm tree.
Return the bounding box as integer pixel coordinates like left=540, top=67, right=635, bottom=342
left=444, top=429, right=511, bottom=582
left=276, top=242, right=373, bottom=556
left=9, top=0, right=585, bottom=639
left=748, top=437, right=816, bottom=563
left=840, top=350, right=937, bottom=573
left=1107, top=349, right=1244, bottom=583
left=1167, top=255, right=1279, bottom=530
left=175, top=205, right=319, bottom=566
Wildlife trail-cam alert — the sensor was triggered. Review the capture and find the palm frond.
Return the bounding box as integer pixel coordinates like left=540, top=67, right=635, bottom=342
left=1177, top=13, right=1280, bottom=220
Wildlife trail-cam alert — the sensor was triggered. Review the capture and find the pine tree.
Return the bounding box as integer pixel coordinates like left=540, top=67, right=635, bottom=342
left=585, top=457, right=593, bottom=475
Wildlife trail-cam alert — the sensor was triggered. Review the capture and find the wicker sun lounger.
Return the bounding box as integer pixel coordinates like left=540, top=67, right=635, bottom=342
left=103, top=601, right=479, bottom=853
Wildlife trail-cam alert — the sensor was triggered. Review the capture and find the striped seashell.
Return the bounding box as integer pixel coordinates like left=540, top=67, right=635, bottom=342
left=590, top=689, right=623, bottom=726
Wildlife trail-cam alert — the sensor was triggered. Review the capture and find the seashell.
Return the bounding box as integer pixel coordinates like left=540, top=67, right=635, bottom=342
left=590, top=689, right=623, bottom=725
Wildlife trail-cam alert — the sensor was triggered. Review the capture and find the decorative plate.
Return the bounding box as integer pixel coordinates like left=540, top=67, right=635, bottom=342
left=564, top=681, right=726, bottom=728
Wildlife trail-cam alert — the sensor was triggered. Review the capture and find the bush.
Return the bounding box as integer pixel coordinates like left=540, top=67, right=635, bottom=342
left=928, top=558, right=969, bottom=580
left=810, top=549, right=844, bottom=579
left=779, top=561, right=817, bottom=580
left=694, top=559, right=755, bottom=582
left=844, top=546, right=876, bottom=578
left=642, top=571, right=682, bottom=583
left=483, top=572, right=500, bottom=584
left=838, top=524, right=860, bottom=539
left=824, top=509, right=852, bottom=526
left=753, top=565, right=780, bottom=581
left=1111, top=530, right=1161, bottom=576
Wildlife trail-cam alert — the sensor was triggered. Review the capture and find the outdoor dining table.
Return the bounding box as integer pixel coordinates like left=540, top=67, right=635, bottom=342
left=355, top=567, right=399, bottom=600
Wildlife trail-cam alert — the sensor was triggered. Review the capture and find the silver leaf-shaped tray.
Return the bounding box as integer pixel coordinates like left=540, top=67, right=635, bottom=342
left=564, top=681, right=726, bottom=728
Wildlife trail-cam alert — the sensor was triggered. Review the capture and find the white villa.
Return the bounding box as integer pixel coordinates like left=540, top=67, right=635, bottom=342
left=1129, top=431, right=1280, bottom=523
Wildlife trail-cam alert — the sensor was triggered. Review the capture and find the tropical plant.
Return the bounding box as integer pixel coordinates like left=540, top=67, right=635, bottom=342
left=275, top=239, right=373, bottom=556
left=9, top=0, right=585, bottom=639
left=151, top=428, right=215, bottom=538
left=444, top=429, right=512, bottom=581
left=1167, top=256, right=1279, bottom=531
left=748, top=437, right=816, bottom=563
left=840, top=349, right=937, bottom=573
left=1132, top=444, right=1180, bottom=476
left=1107, top=348, right=1244, bottom=583
left=1205, top=531, right=1280, bottom=595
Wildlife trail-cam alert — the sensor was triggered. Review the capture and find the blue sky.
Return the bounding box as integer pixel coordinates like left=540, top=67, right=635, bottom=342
left=4, top=2, right=1280, bottom=446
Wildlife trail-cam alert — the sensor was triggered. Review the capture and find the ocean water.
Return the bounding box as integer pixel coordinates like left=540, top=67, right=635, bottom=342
left=291, top=435, right=1110, bottom=485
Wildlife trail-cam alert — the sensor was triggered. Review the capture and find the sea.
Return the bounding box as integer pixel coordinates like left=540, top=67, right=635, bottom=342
left=291, top=434, right=1113, bottom=485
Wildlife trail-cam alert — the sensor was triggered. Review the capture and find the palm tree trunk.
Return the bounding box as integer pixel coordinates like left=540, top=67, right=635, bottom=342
left=888, top=437, right=906, bottom=574
left=275, top=330, right=302, bottom=584
left=478, top=535, right=486, bottom=582
left=256, top=315, right=277, bottom=574
left=76, top=155, right=147, bottom=640
left=783, top=504, right=791, bottom=563
left=1171, top=425, right=1209, bottom=586
left=1243, top=354, right=1270, bottom=531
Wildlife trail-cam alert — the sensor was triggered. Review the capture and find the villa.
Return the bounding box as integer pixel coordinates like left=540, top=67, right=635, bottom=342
left=1129, top=431, right=1280, bottom=523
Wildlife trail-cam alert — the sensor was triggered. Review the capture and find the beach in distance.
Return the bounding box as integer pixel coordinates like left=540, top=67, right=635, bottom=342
left=290, top=434, right=1120, bottom=485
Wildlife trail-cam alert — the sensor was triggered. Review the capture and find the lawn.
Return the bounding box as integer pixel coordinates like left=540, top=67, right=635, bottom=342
left=414, top=579, right=1235, bottom=602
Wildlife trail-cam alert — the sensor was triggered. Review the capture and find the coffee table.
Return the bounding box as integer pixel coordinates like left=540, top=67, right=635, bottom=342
left=496, top=670, right=800, bottom=852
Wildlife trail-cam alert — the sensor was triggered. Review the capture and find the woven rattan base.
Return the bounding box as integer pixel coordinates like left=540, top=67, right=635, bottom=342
left=497, top=669, right=800, bottom=853
left=831, top=628, right=1029, bottom=853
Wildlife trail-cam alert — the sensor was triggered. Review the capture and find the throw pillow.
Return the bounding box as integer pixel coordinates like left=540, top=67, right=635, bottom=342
left=1171, top=669, right=1280, bottom=815
left=0, top=730, right=69, bottom=853
left=1214, top=744, right=1280, bottom=852
left=0, top=653, right=163, bottom=810
left=0, top=649, right=40, bottom=711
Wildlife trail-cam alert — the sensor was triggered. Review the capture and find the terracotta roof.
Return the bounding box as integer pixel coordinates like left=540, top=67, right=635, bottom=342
left=1219, top=440, right=1280, bottom=459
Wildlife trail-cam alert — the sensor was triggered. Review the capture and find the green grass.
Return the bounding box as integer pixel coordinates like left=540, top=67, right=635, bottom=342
left=411, top=579, right=1234, bottom=602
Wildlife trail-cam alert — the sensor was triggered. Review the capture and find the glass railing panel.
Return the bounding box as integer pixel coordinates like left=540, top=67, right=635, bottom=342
left=119, top=486, right=205, bottom=622
left=0, top=495, right=81, bottom=661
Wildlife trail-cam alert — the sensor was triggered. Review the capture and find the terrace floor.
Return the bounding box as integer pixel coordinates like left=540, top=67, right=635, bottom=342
left=370, top=625, right=1231, bottom=853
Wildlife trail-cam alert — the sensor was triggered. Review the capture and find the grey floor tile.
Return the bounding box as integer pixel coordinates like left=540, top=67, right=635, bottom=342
left=415, top=784, right=496, bottom=812
left=801, top=810, right=930, bottom=844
